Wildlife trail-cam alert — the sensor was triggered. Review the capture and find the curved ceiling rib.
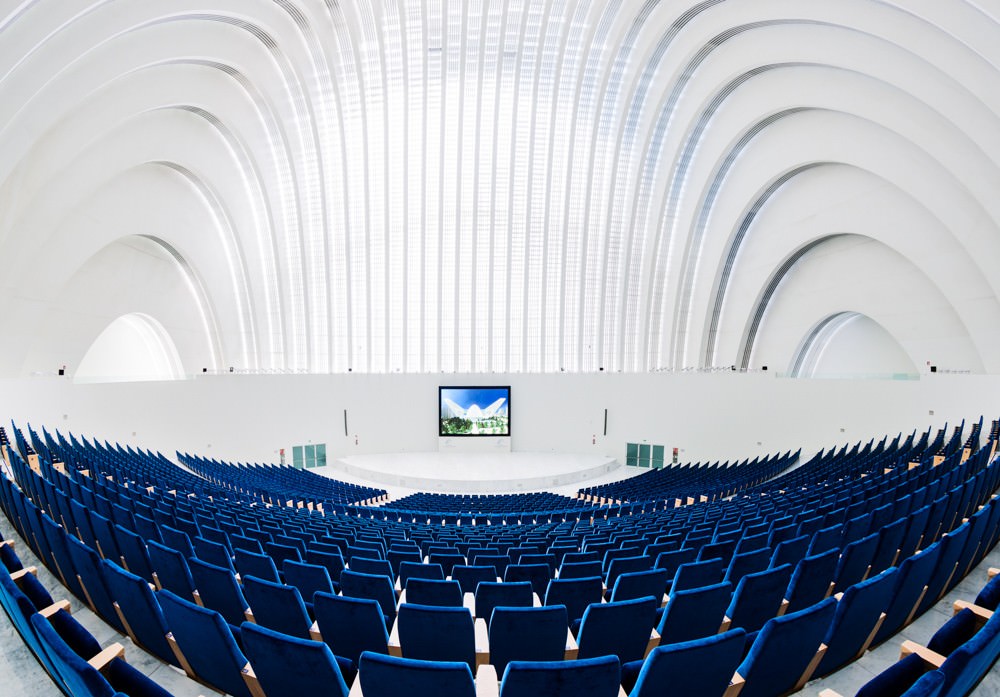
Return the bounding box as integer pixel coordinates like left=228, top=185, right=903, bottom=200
left=0, top=0, right=998, bottom=377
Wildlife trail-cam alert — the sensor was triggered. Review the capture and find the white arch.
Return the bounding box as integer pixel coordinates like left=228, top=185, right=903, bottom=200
left=75, top=313, right=185, bottom=383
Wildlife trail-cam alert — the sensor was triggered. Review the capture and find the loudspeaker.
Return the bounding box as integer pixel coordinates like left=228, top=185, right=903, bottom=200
left=603, top=409, right=608, bottom=436
left=930, top=365, right=937, bottom=373
left=344, top=409, right=349, bottom=436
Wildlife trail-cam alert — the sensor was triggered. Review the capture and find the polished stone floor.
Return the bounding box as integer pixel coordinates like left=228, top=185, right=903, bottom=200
left=2, top=517, right=999, bottom=696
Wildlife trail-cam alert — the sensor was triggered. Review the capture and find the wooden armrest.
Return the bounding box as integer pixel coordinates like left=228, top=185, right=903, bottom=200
left=1, top=539, right=14, bottom=549
left=166, top=632, right=197, bottom=679
left=564, top=627, right=579, bottom=660
left=777, top=599, right=789, bottom=616
left=112, top=601, right=139, bottom=646
left=952, top=600, right=993, bottom=623
left=474, top=617, right=490, bottom=667
left=464, top=592, right=476, bottom=614
left=532, top=592, right=541, bottom=607
left=645, top=628, right=660, bottom=657
left=723, top=671, right=745, bottom=697
left=988, top=567, right=999, bottom=579
left=719, top=615, right=732, bottom=633
left=191, top=589, right=204, bottom=607
left=397, top=589, right=407, bottom=607
left=244, top=608, right=255, bottom=623
left=241, top=662, right=267, bottom=697
left=348, top=674, right=365, bottom=697
left=900, top=640, right=946, bottom=667
left=395, top=578, right=402, bottom=592
left=10, top=566, right=38, bottom=581
left=309, top=621, right=322, bottom=642
left=388, top=617, right=402, bottom=656
left=475, top=663, right=499, bottom=697
left=856, top=613, right=887, bottom=660
left=39, top=599, right=72, bottom=618
left=818, top=690, right=845, bottom=697
left=795, top=643, right=827, bottom=689
left=88, top=643, right=126, bottom=671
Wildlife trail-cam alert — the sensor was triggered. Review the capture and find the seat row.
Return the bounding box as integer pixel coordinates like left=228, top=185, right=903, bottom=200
left=3, top=419, right=1000, bottom=697
left=0, top=537, right=171, bottom=697
left=820, top=566, right=1000, bottom=697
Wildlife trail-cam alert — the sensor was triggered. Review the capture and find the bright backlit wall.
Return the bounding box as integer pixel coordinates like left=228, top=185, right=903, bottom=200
left=3, top=373, right=998, bottom=467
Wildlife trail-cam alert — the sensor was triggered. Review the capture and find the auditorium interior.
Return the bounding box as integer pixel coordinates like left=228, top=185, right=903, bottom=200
left=3, top=2, right=1000, bottom=696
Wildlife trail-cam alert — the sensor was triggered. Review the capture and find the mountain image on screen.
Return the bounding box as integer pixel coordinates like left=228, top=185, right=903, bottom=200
left=440, top=387, right=510, bottom=436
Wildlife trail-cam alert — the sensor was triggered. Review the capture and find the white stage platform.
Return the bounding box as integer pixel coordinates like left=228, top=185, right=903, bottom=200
left=324, top=452, right=623, bottom=494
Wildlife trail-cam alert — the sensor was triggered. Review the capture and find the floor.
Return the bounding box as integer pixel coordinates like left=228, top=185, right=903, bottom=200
left=330, top=451, right=620, bottom=494
left=2, top=502, right=999, bottom=696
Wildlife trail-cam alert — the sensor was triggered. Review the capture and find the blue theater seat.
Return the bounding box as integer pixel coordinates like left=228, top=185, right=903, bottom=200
left=404, top=577, right=464, bottom=607
left=395, top=602, right=483, bottom=670
left=784, top=548, right=839, bottom=613
left=498, top=655, right=622, bottom=697
left=146, top=540, right=197, bottom=599
left=726, top=563, right=793, bottom=637
left=452, top=564, right=499, bottom=595
left=657, top=580, right=732, bottom=644
left=629, top=628, right=746, bottom=697
left=736, top=596, right=837, bottom=697
left=99, top=559, right=179, bottom=668
left=815, top=567, right=898, bottom=677
left=157, top=589, right=255, bottom=697
left=241, top=621, right=350, bottom=697
left=358, top=652, right=476, bottom=697
left=283, top=559, right=335, bottom=610
left=341, top=569, right=398, bottom=626
left=476, top=580, right=534, bottom=622
left=488, top=604, right=569, bottom=674
left=187, top=557, right=250, bottom=628
left=313, top=592, right=389, bottom=679
left=544, top=575, right=603, bottom=631
left=242, top=574, right=314, bottom=639
left=609, top=568, right=668, bottom=604
left=30, top=610, right=172, bottom=697
left=575, top=595, right=658, bottom=685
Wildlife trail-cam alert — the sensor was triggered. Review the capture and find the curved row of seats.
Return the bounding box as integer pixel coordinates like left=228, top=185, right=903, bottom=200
left=178, top=452, right=388, bottom=507
left=579, top=449, right=799, bottom=504
left=1, top=419, right=999, bottom=696
left=0, top=536, right=171, bottom=696
left=820, top=567, right=1000, bottom=697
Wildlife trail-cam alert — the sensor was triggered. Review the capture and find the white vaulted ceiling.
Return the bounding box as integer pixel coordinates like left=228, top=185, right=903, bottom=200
left=2, top=1, right=999, bottom=378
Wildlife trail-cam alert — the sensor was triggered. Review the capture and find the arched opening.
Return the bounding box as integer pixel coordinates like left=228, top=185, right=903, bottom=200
left=790, top=312, right=918, bottom=379
left=74, top=313, right=185, bottom=383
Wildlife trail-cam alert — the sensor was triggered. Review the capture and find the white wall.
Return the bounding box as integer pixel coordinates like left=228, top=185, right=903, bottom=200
left=2, top=372, right=998, bottom=469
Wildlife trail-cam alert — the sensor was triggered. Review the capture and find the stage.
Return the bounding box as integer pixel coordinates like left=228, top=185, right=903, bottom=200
left=320, top=451, right=626, bottom=495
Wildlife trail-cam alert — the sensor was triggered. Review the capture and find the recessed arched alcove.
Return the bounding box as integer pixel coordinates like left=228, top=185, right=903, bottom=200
left=790, top=312, right=918, bottom=379
left=74, top=313, right=185, bottom=383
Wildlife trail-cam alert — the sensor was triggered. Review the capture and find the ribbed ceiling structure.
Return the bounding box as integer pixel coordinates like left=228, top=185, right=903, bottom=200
left=3, top=1, right=1000, bottom=377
